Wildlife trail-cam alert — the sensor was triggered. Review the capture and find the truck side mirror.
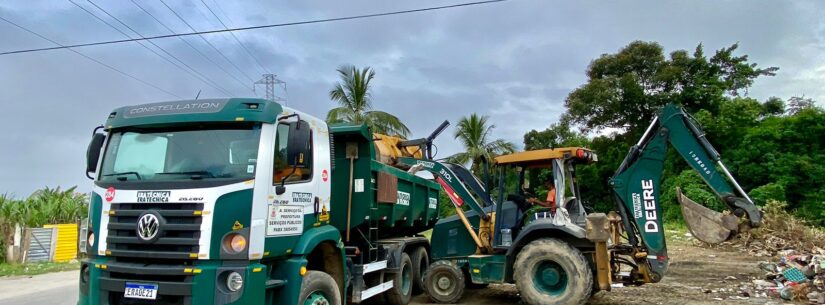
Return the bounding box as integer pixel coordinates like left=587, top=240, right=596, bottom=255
left=286, top=121, right=311, bottom=167
left=86, top=133, right=106, bottom=179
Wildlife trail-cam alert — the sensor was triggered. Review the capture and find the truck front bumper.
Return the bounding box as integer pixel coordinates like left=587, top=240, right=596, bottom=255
left=77, top=258, right=267, bottom=305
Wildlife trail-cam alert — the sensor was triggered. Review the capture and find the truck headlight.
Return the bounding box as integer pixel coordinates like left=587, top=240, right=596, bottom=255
left=226, top=272, right=244, bottom=292
left=222, top=233, right=247, bottom=254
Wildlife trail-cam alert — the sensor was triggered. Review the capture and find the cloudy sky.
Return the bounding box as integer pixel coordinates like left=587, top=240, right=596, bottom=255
left=1, top=0, right=823, bottom=197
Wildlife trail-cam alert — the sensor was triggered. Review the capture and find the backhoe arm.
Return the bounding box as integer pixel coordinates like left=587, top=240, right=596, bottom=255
left=610, top=104, right=761, bottom=282
left=397, top=157, right=496, bottom=253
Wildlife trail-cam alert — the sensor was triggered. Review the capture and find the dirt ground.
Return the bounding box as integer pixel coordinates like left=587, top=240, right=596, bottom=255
left=411, top=236, right=784, bottom=305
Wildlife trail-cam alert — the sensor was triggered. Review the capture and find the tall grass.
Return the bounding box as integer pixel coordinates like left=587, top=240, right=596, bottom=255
left=0, top=187, right=88, bottom=263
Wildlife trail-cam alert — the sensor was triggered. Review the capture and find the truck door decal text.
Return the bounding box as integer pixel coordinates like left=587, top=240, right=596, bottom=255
left=266, top=205, right=304, bottom=236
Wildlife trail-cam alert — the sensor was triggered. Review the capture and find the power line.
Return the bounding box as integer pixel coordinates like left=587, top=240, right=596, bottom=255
left=199, top=0, right=270, bottom=75
left=0, top=0, right=508, bottom=56
left=85, top=0, right=234, bottom=96
left=129, top=0, right=252, bottom=93
left=0, top=14, right=181, bottom=98
left=158, top=0, right=256, bottom=85
left=71, top=0, right=233, bottom=96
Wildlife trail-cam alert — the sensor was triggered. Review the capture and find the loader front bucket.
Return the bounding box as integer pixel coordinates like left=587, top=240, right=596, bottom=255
left=677, top=187, right=740, bottom=244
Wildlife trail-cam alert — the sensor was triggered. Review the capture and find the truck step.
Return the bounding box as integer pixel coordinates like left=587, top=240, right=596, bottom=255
left=358, top=280, right=393, bottom=302
left=265, top=279, right=286, bottom=289
left=356, top=260, right=387, bottom=275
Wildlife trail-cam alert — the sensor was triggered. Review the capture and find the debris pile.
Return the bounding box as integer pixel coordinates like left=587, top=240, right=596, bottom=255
left=734, top=201, right=825, bottom=258
left=753, top=250, right=825, bottom=303
left=736, top=201, right=825, bottom=303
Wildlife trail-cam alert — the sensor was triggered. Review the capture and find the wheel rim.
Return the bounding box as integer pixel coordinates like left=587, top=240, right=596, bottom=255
left=304, top=291, right=330, bottom=305
left=401, top=261, right=412, bottom=295
left=433, top=272, right=455, bottom=296
left=533, top=261, right=568, bottom=296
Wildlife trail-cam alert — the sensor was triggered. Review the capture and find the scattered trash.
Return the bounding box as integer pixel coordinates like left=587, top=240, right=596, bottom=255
left=752, top=252, right=825, bottom=303
left=687, top=201, right=825, bottom=303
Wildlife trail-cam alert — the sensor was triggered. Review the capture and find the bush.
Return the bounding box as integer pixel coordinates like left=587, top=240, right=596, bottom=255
left=748, top=183, right=786, bottom=206
left=0, top=187, right=88, bottom=263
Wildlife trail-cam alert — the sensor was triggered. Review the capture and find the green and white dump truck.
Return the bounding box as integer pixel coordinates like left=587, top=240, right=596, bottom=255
left=80, top=98, right=442, bottom=305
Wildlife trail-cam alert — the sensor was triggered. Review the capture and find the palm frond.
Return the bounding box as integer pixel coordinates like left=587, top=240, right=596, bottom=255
left=364, top=110, right=411, bottom=137
left=326, top=107, right=356, bottom=124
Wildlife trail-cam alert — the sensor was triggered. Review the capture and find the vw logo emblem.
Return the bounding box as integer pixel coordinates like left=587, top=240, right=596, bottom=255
left=137, top=213, right=160, bottom=242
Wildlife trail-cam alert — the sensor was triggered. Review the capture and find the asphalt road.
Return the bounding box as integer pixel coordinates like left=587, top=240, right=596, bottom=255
left=0, top=270, right=77, bottom=305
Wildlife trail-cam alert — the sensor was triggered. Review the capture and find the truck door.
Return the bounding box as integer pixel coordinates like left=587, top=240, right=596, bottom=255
left=266, top=115, right=330, bottom=238
left=266, top=117, right=321, bottom=237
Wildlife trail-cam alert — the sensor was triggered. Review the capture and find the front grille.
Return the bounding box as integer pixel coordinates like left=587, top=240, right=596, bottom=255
left=107, top=202, right=203, bottom=261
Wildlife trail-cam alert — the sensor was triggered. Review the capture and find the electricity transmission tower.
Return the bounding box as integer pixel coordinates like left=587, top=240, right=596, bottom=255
left=253, top=74, right=287, bottom=103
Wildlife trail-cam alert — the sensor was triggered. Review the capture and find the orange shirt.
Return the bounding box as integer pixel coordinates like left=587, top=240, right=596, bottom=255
left=546, top=187, right=557, bottom=210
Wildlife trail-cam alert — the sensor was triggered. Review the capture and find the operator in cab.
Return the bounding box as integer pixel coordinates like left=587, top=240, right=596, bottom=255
left=525, top=178, right=556, bottom=223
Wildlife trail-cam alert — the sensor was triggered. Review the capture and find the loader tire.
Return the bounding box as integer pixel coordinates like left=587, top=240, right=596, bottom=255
left=410, top=246, right=429, bottom=295
left=298, top=271, right=342, bottom=305
left=385, top=253, right=413, bottom=305
left=514, top=238, right=593, bottom=305
left=424, top=260, right=465, bottom=303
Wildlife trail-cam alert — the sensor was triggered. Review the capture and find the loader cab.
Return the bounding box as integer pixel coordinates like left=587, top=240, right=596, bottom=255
left=491, top=147, right=597, bottom=245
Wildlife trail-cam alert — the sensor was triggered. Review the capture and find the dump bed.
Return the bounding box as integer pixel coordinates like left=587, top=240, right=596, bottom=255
left=328, top=124, right=440, bottom=237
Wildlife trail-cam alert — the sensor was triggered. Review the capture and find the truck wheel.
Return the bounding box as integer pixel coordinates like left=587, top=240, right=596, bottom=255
left=514, top=238, right=593, bottom=305
left=299, top=271, right=342, bottom=305
left=385, top=253, right=413, bottom=305
left=424, top=260, right=465, bottom=303
left=410, top=247, right=429, bottom=294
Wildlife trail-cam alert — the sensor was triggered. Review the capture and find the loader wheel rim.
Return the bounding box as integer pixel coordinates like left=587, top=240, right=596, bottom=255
left=433, top=273, right=455, bottom=296
left=303, top=291, right=329, bottom=305
left=437, top=276, right=452, bottom=290
left=533, top=261, right=567, bottom=295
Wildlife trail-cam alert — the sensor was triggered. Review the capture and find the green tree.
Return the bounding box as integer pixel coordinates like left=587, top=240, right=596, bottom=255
left=761, top=96, right=785, bottom=117
left=523, top=122, right=590, bottom=151
left=564, top=41, right=777, bottom=136
left=448, top=113, right=515, bottom=173
left=326, top=65, right=411, bottom=137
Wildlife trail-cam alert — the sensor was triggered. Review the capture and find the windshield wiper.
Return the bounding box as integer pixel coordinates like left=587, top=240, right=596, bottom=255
left=103, top=171, right=142, bottom=181
left=156, top=171, right=216, bottom=180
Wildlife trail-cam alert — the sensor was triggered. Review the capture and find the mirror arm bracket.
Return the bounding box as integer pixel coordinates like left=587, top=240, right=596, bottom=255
left=276, top=163, right=300, bottom=195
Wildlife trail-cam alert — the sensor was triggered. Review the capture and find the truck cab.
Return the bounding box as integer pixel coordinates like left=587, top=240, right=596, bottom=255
left=81, top=98, right=439, bottom=305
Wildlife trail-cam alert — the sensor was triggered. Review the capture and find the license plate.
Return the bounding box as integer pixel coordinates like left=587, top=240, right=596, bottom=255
left=124, top=282, right=158, bottom=300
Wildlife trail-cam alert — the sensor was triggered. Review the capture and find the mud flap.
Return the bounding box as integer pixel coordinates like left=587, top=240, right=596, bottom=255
left=677, top=187, right=739, bottom=244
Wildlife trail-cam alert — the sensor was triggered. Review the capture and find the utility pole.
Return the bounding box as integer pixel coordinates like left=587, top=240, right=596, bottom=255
left=253, top=73, right=287, bottom=103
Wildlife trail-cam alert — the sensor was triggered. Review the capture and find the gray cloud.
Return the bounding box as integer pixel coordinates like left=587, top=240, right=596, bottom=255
left=1, top=0, right=823, bottom=196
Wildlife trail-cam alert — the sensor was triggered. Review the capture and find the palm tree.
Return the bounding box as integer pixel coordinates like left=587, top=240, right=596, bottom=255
left=326, top=65, right=411, bottom=137
left=448, top=113, right=516, bottom=172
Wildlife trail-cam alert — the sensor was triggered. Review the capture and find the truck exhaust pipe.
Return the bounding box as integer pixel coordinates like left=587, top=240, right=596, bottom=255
left=677, top=187, right=740, bottom=244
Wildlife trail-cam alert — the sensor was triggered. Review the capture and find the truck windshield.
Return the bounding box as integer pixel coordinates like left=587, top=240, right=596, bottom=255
left=98, top=124, right=262, bottom=182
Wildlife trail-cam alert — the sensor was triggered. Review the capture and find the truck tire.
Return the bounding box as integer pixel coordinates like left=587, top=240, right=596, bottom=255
left=298, top=271, right=342, bottom=305
left=514, top=238, right=593, bottom=305
left=385, top=253, right=413, bottom=305
left=410, top=247, right=429, bottom=294
left=424, top=260, right=465, bottom=303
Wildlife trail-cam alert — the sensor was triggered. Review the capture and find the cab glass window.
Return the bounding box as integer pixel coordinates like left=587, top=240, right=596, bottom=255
left=273, top=122, right=312, bottom=183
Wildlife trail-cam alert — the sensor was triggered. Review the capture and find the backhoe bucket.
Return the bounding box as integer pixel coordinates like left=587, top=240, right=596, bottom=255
left=677, top=187, right=739, bottom=244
